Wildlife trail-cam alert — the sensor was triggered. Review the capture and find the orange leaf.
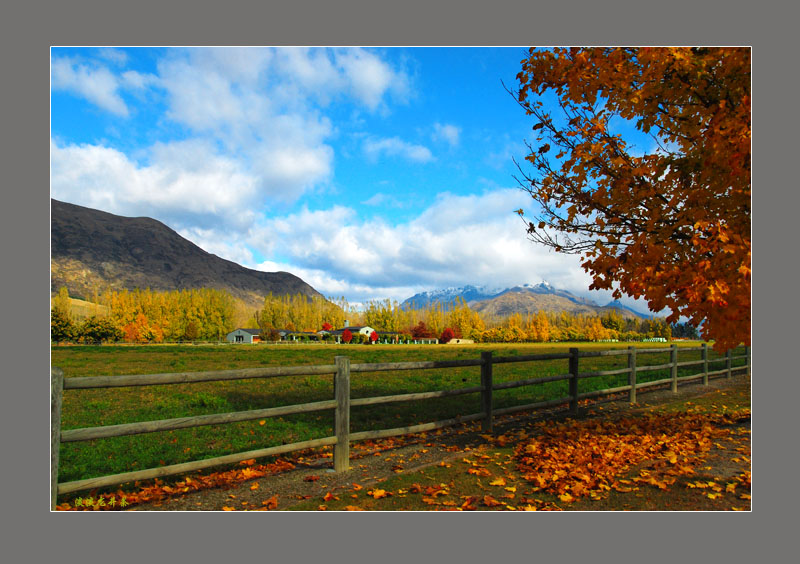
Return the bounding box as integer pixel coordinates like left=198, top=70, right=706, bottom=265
left=303, top=475, right=320, bottom=482
left=323, top=492, right=338, bottom=502
left=259, top=420, right=266, bottom=426
left=262, top=495, right=278, bottom=510
left=483, top=495, right=502, bottom=507
left=368, top=489, right=388, bottom=499
left=222, top=506, right=236, bottom=511
left=489, top=477, right=507, bottom=487
left=345, top=505, right=364, bottom=511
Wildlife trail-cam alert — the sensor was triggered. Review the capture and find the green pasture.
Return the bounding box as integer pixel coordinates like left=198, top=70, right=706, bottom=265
left=51, top=341, right=743, bottom=490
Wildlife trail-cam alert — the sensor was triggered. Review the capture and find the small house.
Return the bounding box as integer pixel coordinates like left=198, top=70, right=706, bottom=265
left=325, top=325, right=377, bottom=343
left=226, top=328, right=261, bottom=344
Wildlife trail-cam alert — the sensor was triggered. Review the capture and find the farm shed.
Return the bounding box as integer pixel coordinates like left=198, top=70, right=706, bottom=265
left=226, top=328, right=261, bottom=344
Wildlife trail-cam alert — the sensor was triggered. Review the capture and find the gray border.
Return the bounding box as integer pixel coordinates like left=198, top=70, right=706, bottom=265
left=5, top=0, right=787, bottom=560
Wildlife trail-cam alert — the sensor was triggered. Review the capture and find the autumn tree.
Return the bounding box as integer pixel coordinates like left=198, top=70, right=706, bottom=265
left=410, top=321, right=433, bottom=339
left=78, top=316, right=123, bottom=344
left=512, top=47, right=750, bottom=351
left=342, top=329, right=353, bottom=344
left=51, top=307, right=75, bottom=343
left=183, top=320, right=200, bottom=341
left=446, top=298, right=484, bottom=340
left=440, top=327, right=455, bottom=344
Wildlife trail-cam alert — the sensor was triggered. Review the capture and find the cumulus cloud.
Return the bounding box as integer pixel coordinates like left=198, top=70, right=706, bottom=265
left=242, top=189, right=603, bottom=302
left=432, top=122, right=461, bottom=146
left=153, top=48, right=412, bottom=202
left=51, top=58, right=131, bottom=116
left=334, top=48, right=410, bottom=109
left=52, top=48, right=412, bottom=222
left=363, top=136, right=434, bottom=163
left=50, top=138, right=260, bottom=232
left=97, top=48, right=129, bottom=65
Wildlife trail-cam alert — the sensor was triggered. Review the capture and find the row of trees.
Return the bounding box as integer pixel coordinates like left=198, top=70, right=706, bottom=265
left=349, top=297, right=673, bottom=343
left=52, top=285, right=680, bottom=345
left=254, top=293, right=351, bottom=335
left=51, top=287, right=241, bottom=343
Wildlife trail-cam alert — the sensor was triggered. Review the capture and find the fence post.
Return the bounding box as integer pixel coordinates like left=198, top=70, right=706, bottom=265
left=480, top=351, right=493, bottom=433
left=333, top=356, right=351, bottom=473
left=628, top=346, right=637, bottom=403
left=569, top=348, right=579, bottom=416
left=51, top=367, right=64, bottom=510
left=726, top=349, right=732, bottom=379
left=670, top=344, right=678, bottom=393
left=745, top=346, right=751, bottom=378
left=702, top=343, right=709, bottom=386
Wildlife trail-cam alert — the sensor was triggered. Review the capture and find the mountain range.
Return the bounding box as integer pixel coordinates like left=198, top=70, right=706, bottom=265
left=50, top=199, right=322, bottom=310
left=401, top=283, right=650, bottom=319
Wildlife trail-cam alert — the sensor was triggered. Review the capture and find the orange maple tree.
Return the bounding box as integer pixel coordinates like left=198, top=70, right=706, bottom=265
left=513, top=47, right=750, bottom=351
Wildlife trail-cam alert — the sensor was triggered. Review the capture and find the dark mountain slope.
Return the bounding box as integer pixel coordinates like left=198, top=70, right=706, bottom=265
left=50, top=199, right=322, bottom=309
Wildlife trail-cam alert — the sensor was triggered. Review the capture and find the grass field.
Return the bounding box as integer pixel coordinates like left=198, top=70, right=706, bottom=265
left=52, top=341, right=744, bottom=492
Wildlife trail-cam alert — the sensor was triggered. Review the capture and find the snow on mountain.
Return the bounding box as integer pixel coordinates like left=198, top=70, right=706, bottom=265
left=401, top=282, right=650, bottom=318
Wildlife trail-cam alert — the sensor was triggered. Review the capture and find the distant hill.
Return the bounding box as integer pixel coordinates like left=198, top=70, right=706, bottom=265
left=401, top=283, right=649, bottom=319
left=50, top=199, right=323, bottom=310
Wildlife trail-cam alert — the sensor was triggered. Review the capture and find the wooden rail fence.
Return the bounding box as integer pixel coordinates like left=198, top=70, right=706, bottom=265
left=51, top=343, right=751, bottom=508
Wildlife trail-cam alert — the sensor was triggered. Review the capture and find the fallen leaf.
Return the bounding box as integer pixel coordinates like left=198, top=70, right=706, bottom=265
left=368, top=489, right=389, bottom=499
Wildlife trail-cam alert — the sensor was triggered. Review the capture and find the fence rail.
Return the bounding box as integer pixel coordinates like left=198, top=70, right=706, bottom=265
left=51, top=343, right=751, bottom=507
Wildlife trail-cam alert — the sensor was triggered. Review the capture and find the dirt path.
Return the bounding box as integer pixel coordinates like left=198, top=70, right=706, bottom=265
left=128, top=373, right=750, bottom=511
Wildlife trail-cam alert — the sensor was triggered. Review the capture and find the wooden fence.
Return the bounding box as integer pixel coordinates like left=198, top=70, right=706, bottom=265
left=51, top=343, right=751, bottom=508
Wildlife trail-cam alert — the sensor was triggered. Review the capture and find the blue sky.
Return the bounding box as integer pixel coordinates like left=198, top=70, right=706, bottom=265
left=50, top=46, right=656, bottom=312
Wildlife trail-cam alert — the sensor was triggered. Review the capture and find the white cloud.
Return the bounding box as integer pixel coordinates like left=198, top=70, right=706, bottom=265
left=248, top=191, right=659, bottom=311
left=432, top=122, right=461, bottom=146
left=334, top=48, right=410, bottom=110
left=51, top=58, right=130, bottom=116
left=50, top=138, right=260, bottom=232
left=242, top=189, right=610, bottom=304
left=361, top=193, right=406, bottom=208
left=97, top=48, right=129, bottom=65
left=52, top=48, right=414, bottom=208
left=120, top=70, right=158, bottom=90
left=363, top=136, right=434, bottom=163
